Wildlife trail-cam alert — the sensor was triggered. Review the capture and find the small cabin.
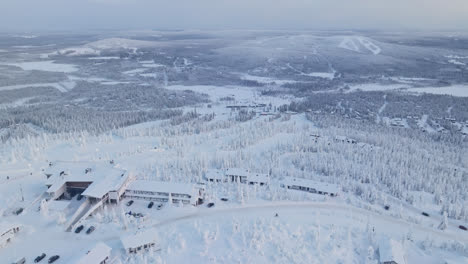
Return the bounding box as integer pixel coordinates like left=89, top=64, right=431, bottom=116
left=121, top=230, right=160, bottom=254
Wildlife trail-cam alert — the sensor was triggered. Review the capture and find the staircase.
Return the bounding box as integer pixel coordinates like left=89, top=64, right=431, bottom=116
left=65, top=197, right=107, bottom=232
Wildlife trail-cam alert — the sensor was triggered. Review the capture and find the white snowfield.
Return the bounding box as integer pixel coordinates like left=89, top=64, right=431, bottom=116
left=152, top=202, right=468, bottom=245
left=0, top=81, right=76, bottom=93
left=347, top=83, right=468, bottom=97
left=0, top=60, right=78, bottom=73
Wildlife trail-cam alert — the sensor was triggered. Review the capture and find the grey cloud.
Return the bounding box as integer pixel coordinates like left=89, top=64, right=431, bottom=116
left=0, top=0, right=467, bottom=32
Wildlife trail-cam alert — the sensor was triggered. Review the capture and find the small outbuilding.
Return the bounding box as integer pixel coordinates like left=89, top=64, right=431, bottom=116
left=121, top=229, right=160, bottom=254
left=75, top=242, right=112, bottom=264
left=0, top=223, right=21, bottom=248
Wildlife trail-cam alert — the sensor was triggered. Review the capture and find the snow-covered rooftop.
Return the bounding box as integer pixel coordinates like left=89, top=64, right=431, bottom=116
left=121, top=229, right=158, bottom=249
left=127, top=180, right=195, bottom=195
left=248, top=173, right=269, bottom=183
left=44, top=161, right=124, bottom=184
left=45, top=161, right=128, bottom=198
left=225, top=168, right=250, bottom=177
left=379, top=238, right=406, bottom=264
left=205, top=169, right=225, bottom=180
left=75, top=242, right=112, bottom=264
left=46, top=179, right=67, bottom=194
left=81, top=171, right=129, bottom=198
left=282, top=177, right=340, bottom=194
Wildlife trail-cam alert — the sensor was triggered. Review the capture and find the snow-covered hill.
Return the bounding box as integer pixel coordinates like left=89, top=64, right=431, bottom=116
left=55, top=38, right=160, bottom=56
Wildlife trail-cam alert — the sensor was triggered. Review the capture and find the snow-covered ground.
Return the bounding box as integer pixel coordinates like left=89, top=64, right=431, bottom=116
left=0, top=60, right=78, bottom=73
left=347, top=83, right=468, bottom=97
left=0, top=81, right=76, bottom=92
left=408, top=85, right=468, bottom=97
left=239, top=73, right=298, bottom=85
left=1, top=81, right=467, bottom=264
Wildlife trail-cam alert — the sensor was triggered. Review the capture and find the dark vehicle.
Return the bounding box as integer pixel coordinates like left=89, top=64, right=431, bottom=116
left=76, top=194, right=83, bottom=201
left=459, top=225, right=467, bottom=231
left=220, top=198, right=228, bottom=202
left=15, top=208, right=24, bottom=215
left=75, top=225, right=84, bottom=233
left=422, top=212, right=430, bottom=217
left=148, top=202, right=154, bottom=208
left=384, top=205, right=390, bottom=210
left=86, top=226, right=95, bottom=234
left=35, top=253, right=46, bottom=263
left=274, top=213, right=279, bottom=217
left=48, top=255, right=59, bottom=263
left=134, top=213, right=144, bottom=218
left=157, top=204, right=163, bottom=210
left=126, top=200, right=134, bottom=206
left=207, top=202, right=215, bottom=208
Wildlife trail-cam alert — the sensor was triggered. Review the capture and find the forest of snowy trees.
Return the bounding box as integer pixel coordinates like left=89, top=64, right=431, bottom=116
left=4, top=110, right=465, bottom=222
left=0, top=82, right=209, bottom=142
left=281, top=91, right=468, bottom=136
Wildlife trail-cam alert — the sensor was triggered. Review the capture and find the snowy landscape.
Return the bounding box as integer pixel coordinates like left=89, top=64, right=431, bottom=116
left=0, top=30, right=467, bottom=264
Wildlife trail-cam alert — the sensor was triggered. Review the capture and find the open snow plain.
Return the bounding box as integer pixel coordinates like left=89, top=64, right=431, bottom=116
left=0, top=31, right=467, bottom=263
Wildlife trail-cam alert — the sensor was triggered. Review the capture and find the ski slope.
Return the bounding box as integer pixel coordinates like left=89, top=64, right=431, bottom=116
left=338, top=36, right=382, bottom=55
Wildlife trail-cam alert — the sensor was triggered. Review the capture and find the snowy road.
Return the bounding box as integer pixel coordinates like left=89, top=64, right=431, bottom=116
left=153, top=201, right=468, bottom=244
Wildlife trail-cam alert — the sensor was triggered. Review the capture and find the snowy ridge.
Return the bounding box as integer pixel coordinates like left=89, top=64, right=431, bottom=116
left=56, top=38, right=159, bottom=56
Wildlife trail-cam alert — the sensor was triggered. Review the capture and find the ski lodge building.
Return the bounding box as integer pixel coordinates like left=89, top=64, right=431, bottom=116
left=280, top=177, right=339, bottom=197
left=121, top=229, right=160, bottom=254
left=75, top=242, right=112, bottom=264
left=44, top=161, right=131, bottom=203
left=124, top=180, right=205, bottom=205
left=43, top=161, right=205, bottom=232
left=205, top=168, right=269, bottom=186
left=0, top=223, right=21, bottom=249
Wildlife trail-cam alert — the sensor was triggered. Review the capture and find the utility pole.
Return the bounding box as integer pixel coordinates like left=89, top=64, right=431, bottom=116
left=20, top=184, right=24, bottom=202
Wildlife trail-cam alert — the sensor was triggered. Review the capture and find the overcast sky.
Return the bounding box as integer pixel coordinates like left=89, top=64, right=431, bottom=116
left=1, top=0, right=468, bottom=32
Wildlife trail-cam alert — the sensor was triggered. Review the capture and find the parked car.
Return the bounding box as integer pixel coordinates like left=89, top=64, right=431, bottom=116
left=220, top=198, right=228, bottom=202
left=15, top=208, right=24, bottom=215
left=148, top=202, right=154, bottom=208
left=126, top=200, right=134, bottom=206
left=157, top=204, right=163, bottom=210
left=35, top=253, right=46, bottom=263
left=76, top=194, right=83, bottom=201
left=459, top=225, right=467, bottom=231
left=13, top=257, right=26, bottom=264
left=48, top=255, right=59, bottom=263
left=207, top=202, right=215, bottom=208
left=421, top=212, right=430, bottom=217
left=86, top=226, right=95, bottom=234
left=75, top=225, right=84, bottom=233
left=384, top=205, right=390, bottom=210
left=134, top=213, right=144, bottom=218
